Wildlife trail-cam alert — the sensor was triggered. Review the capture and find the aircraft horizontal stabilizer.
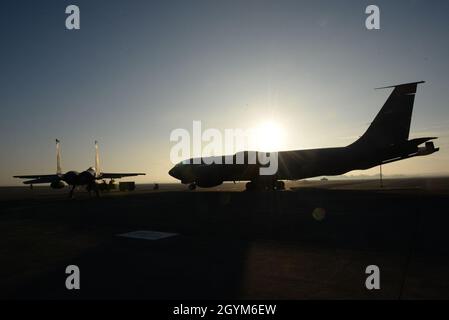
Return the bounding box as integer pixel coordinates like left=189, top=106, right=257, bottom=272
left=416, top=141, right=439, bottom=156
left=375, top=81, right=425, bottom=90
left=22, top=176, right=61, bottom=184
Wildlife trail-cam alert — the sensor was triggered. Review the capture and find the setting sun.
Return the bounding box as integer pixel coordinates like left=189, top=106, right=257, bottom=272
left=250, top=121, right=286, bottom=152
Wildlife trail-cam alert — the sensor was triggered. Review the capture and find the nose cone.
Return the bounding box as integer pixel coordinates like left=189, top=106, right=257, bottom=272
left=169, top=166, right=181, bottom=180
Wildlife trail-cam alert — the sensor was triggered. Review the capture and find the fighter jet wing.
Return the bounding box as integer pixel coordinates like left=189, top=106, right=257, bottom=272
left=98, top=173, right=146, bottom=179
left=13, top=174, right=61, bottom=184
left=14, top=174, right=59, bottom=179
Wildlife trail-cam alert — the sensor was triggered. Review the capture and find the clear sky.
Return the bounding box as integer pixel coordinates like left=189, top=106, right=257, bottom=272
left=1, top=0, right=449, bottom=185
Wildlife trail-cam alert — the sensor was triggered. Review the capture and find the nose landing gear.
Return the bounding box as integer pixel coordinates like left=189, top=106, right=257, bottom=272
left=69, top=185, right=76, bottom=199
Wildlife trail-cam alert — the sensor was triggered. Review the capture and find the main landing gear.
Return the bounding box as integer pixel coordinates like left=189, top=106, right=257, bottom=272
left=245, top=180, right=285, bottom=191
left=68, top=183, right=100, bottom=198
left=86, top=182, right=100, bottom=198
left=186, top=181, right=285, bottom=191
left=188, top=183, right=197, bottom=190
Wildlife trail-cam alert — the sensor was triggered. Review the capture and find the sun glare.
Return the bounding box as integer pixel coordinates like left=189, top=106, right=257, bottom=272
left=250, top=121, right=285, bottom=152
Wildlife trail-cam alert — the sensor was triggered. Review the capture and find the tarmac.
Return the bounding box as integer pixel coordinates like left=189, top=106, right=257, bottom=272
left=1, top=178, right=449, bottom=299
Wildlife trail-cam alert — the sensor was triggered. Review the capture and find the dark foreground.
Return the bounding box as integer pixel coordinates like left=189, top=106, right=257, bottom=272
left=1, top=178, right=449, bottom=299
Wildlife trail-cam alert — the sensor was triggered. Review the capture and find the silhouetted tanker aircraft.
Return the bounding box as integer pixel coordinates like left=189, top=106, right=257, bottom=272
left=14, top=140, right=145, bottom=197
left=169, top=81, right=439, bottom=191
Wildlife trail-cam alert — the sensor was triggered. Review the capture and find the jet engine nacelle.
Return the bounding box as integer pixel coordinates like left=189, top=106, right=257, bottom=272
left=196, top=179, right=223, bottom=188
left=50, top=180, right=66, bottom=189
left=417, top=142, right=439, bottom=156
left=63, top=171, right=79, bottom=185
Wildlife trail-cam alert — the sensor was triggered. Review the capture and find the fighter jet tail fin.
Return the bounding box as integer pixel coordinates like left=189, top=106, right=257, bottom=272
left=56, top=139, right=62, bottom=175
left=95, top=140, right=101, bottom=177
left=355, top=81, right=425, bottom=148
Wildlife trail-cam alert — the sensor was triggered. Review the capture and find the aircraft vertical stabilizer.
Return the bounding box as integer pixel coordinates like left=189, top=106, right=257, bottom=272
left=56, top=139, right=62, bottom=175
left=95, top=140, right=101, bottom=177
left=355, top=81, right=425, bottom=148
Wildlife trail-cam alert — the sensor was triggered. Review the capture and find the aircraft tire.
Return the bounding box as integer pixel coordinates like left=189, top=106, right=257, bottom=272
left=188, top=183, right=197, bottom=190
left=275, top=180, right=285, bottom=190
left=245, top=181, right=256, bottom=191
